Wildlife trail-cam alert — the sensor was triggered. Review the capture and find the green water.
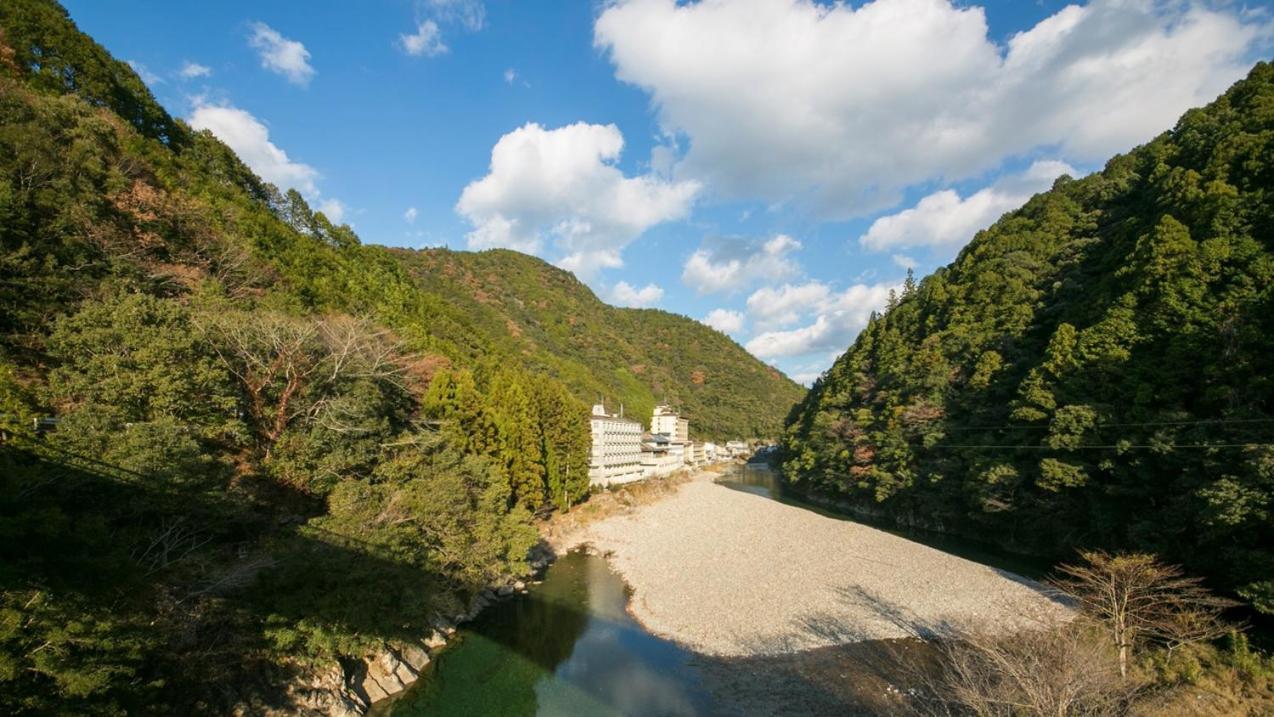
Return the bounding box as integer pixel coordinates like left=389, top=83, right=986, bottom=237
left=377, top=551, right=713, bottom=716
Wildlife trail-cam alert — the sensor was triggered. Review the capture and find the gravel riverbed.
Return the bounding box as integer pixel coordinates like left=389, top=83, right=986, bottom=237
left=561, top=470, right=1071, bottom=658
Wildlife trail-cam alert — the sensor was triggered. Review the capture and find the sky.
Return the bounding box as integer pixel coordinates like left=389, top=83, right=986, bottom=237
left=64, top=0, right=1273, bottom=385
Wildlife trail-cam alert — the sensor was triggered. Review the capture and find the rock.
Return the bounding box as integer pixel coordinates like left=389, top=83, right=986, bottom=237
left=358, top=647, right=411, bottom=704
left=497, top=584, right=514, bottom=597
left=424, top=630, right=447, bottom=650
left=513, top=580, right=526, bottom=591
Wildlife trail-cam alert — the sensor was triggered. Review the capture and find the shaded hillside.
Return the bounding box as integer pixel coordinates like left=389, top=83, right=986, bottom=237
left=0, top=1, right=790, bottom=713
left=781, top=63, right=1274, bottom=612
left=395, top=248, right=803, bottom=439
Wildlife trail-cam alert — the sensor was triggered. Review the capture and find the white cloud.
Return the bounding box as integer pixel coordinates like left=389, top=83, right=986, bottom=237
left=456, top=122, right=699, bottom=277
left=681, top=234, right=802, bottom=295
left=746, top=283, right=897, bottom=360
left=427, top=0, right=486, bottom=31
left=746, top=281, right=831, bottom=330
left=504, top=68, right=518, bottom=84
left=179, top=61, right=212, bottom=79
left=127, top=60, right=162, bottom=86
left=249, top=22, right=314, bottom=86
left=611, top=281, right=664, bottom=308
left=891, top=254, right=917, bottom=270
left=404, top=207, right=418, bottom=223
left=189, top=104, right=319, bottom=195
left=400, top=20, right=448, bottom=57
left=596, top=0, right=1269, bottom=218
left=702, top=308, right=745, bottom=334
left=317, top=198, right=346, bottom=224
left=861, top=159, right=1076, bottom=252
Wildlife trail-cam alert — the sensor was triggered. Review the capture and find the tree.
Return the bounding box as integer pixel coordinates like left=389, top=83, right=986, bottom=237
left=1053, top=551, right=1236, bottom=678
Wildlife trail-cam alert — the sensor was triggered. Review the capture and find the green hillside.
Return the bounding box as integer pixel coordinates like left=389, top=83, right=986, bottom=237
left=0, top=1, right=795, bottom=713
left=394, top=247, right=803, bottom=439
left=781, top=63, right=1274, bottom=612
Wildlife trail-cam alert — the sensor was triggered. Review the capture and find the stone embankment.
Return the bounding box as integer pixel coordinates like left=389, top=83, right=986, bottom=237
left=250, top=548, right=553, bottom=717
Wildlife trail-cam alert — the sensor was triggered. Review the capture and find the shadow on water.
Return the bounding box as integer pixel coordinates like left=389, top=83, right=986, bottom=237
left=377, top=549, right=919, bottom=717
left=377, top=463, right=1073, bottom=716
left=377, top=550, right=716, bottom=716
left=717, top=463, right=1054, bottom=580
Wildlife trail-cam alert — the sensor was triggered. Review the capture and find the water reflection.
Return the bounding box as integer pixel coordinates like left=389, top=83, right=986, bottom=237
left=381, top=551, right=713, bottom=716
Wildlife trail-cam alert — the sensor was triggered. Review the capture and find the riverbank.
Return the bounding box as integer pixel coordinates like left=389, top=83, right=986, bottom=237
left=554, top=468, right=1071, bottom=658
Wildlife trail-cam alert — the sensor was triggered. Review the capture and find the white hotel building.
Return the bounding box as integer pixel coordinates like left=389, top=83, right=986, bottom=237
left=587, top=403, right=644, bottom=486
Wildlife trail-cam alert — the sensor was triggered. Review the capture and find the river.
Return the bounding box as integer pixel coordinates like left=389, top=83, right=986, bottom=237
left=375, top=463, right=1045, bottom=715
left=372, top=549, right=714, bottom=716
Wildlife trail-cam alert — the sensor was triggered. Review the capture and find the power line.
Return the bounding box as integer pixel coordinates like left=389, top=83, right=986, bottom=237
left=933, top=418, right=1274, bottom=432
left=926, top=442, right=1274, bottom=450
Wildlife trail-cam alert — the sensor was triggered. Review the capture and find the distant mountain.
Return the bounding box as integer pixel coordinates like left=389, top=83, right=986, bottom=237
left=781, top=63, right=1274, bottom=612
left=394, top=247, right=804, bottom=439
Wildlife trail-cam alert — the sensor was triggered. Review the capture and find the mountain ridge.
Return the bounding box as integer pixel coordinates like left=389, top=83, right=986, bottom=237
left=780, top=61, right=1274, bottom=611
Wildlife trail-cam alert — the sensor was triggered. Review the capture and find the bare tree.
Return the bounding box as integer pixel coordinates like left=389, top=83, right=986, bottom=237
left=911, top=616, right=1139, bottom=717
left=203, top=313, right=413, bottom=454
left=1052, top=551, right=1236, bottom=679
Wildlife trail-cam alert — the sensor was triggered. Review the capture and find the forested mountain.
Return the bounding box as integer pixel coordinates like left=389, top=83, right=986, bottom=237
left=395, top=247, right=803, bottom=439
left=781, top=63, right=1274, bottom=614
left=0, top=1, right=795, bottom=713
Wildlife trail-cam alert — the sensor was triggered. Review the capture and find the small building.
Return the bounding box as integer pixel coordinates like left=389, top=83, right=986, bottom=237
left=703, top=442, right=719, bottom=462
left=686, top=441, right=706, bottom=465
left=640, top=432, right=684, bottom=477
left=589, top=403, right=644, bottom=486
left=725, top=440, right=750, bottom=458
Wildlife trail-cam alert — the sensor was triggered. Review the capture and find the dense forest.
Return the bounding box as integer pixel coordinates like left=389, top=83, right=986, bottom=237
left=395, top=247, right=804, bottom=440
left=0, top=1, right=795, bottom=713
left=781, top=63, right=1274, bottom=617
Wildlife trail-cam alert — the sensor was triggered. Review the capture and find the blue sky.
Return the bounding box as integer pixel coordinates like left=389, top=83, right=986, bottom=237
left=64, top=0, right=1271, bottom=384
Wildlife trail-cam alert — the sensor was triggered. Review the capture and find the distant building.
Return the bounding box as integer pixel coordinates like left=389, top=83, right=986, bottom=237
left=725, top=440, right=750, bottom=458
left=651, top=405, right=680, bottom=437
left=652, top=405, right=692, bottom=466
left=640, top=432, right=683, bottom=477
left=589, top=403, right=644, bottom=486
left=703, top=442, right=719, bottom=462
left=687, top=441, right=706, bottom=465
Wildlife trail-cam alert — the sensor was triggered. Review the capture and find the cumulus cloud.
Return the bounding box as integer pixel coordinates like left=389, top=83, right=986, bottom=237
left=595, top=0, right=1269, bottom=217
left=611, top=281, right=664, bottom=308
left=746, top=281, right=831, bottom=330
left=860, top=159, right=1076, bottom=252
left=249, top=22, right=314, bottom=86
left=400, top=20, right=447, bottom=57
left=681, top=234, right=802, bottom=295
left=404, top=207, right=418, bottom=223
left=456, top=122, right=699, bottom=277
left=179, top=61, right=212, bottom=79
left=189, top=104, right=319, bottom=195
left=702, top=308, right=745, bottom=334
left=746, top=283, right=897, bottom=360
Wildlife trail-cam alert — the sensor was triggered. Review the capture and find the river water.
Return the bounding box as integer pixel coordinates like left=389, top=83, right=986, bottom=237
left=375, top=550, right=714, bottom=716
left=378, top=463, right=1040, bottom=715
